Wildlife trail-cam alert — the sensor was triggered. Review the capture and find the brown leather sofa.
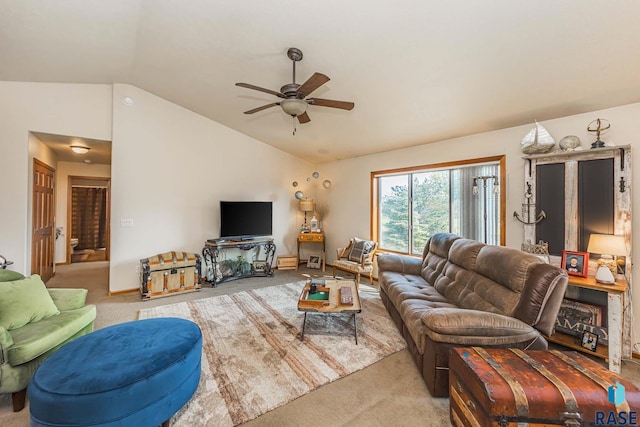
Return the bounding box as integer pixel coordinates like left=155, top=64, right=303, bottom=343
left=377, top=233, right=568, bottom=397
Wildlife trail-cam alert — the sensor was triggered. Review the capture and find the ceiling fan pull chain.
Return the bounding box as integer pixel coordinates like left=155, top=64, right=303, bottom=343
left=292, top=116, right=297, bottom=136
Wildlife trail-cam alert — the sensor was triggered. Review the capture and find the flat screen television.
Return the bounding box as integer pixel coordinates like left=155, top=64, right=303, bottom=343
left=219, top=201, right=273, bottom=240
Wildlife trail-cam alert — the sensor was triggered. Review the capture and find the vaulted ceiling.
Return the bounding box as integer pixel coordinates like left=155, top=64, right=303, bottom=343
left=1, top=1, right=639, bottom=163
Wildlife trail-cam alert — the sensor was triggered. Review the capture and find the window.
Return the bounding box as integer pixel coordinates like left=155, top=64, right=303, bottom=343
left=372, top=156, right=505, bottom=255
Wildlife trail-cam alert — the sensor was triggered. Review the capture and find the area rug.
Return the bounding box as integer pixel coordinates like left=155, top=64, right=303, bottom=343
left=138, top=281, right=406, bottom=426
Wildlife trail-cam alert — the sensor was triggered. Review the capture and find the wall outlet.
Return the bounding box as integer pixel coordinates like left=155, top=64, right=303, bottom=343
left=120, top=218, right=134, bottom=228
left=135, top=265, right=141, bottom=274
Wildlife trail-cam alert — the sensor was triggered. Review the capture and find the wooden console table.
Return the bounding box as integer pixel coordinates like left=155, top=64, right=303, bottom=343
left=297, top=232, right=325, bottom=271
left=202, top=237, right=276, bottom=287
left=548, top=275, right=630, bottom=373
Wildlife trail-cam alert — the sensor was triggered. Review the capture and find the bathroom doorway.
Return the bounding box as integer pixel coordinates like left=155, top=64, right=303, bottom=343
left=67, top=176, right=111, bottom=264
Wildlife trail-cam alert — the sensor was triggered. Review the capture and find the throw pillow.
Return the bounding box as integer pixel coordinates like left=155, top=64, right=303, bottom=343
left=0, top=270, right=25, bottom=282
left=0, top=274, right=60, bottom=330
left=348, top=238, right=376, bottom=263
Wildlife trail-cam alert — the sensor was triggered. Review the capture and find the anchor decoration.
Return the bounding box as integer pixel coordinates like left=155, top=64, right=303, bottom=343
left=513, top=183, right=546, bottom=225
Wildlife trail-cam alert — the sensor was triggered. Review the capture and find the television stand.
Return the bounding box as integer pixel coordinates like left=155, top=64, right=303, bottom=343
left=202, top=237, right=276, bottom=286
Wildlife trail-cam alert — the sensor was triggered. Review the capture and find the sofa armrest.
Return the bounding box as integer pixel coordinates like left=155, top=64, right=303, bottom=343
left=421, top=308, right=536, bottom=338
left=0, top=326, right=13, bottom=365
left=377, top=254, right=422, bottom=276
left=47, top=288, right=89, bottom=311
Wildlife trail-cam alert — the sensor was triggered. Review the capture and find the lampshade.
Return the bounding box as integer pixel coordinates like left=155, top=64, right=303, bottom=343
left=70, top=145, right=90, bottom=154
left=587, top=234, right=626, bottom=285
left=299, top=198, right=315, bottom=212
left=281, top=99, right=307, bottom=116
left=587, top=234, right=626, bottom=256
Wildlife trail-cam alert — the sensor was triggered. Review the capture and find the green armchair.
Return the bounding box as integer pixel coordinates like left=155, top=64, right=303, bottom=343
left=0, top=271, right=96, bottom=411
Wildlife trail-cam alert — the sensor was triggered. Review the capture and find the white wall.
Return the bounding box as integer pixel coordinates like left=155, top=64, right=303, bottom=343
left=108, top=84, right=310, bottom=292
left=0, top=82, right=313, bottom=294
left=0, top=82, right=113, bottom=273
left=318, top=101, right=640, bottom=351
left=55, top=161, right=112, bottom=264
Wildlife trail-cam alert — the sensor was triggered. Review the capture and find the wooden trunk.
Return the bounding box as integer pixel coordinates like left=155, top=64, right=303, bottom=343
left=140, top=251, right=201, bottom=300
left=450, top=348, right=640, bottom=427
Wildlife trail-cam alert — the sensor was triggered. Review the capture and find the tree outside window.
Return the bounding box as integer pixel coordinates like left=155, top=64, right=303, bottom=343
left=373, top=156, right=505, bottom=255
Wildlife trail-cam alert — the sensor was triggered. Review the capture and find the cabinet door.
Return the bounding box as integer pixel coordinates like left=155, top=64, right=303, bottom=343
left=578, top=158, right=614, bottom=252
left=536, top=163, right=565, bottom=256
left=533, top=153, right=620, bottom=255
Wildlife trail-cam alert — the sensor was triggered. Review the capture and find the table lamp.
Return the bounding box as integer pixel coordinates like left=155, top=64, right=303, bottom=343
left=586, top=234, right=626, bottom=284
left=299, top=198, right=315, bottom=231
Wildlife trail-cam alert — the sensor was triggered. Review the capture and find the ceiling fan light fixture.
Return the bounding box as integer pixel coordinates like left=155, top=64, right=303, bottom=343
left=280, top=99, right=307, bottom=116
left=70, top=145, right=90, bottom=154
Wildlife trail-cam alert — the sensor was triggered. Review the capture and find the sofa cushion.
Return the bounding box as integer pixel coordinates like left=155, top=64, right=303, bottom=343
left=7, top=305, right=97, bottom=366
left=475, top=245, right=543, bottom=293
left=513, top=263, right=568, bottom=336
left=348, top=238, right=376, bottom=263
left=378, top=271, right=428, bottom=296
left=446, top=238, right=484, bottom=271
left=399, top=298, right=458, bottom=354
left=0, top=270, right=25, bottom=282
left=0, top=275, right=60, bottom=331
left=333, top=259, right=373, bottom=273
left=421, top=308, right=541, bottom=346
left=420, top=233, right=460, bottom=284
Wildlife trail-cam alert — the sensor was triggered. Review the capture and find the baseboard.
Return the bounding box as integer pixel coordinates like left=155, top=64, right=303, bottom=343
left=55, top=262, right=69, bottom=266
left=108, top=288, right=139, bottom=297
left=633, top=351, right=640, bottom=360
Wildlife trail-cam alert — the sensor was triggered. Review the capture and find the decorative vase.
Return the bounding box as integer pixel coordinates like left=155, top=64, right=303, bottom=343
left=310, top=215, right=319, bottom=232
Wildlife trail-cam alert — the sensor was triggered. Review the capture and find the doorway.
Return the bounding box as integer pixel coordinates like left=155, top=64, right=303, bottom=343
left=31, top=159, right=56, bottom=282
left=67, top=176, right=111, bottom=264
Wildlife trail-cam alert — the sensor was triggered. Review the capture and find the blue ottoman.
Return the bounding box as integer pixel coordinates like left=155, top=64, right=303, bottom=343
left=28, top=318, right=202, bottom=427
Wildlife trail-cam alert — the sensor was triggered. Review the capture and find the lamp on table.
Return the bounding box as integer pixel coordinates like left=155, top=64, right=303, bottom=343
left=587, top=234, right=627, bottom=284
left=299, top=198, right=315, bottom=232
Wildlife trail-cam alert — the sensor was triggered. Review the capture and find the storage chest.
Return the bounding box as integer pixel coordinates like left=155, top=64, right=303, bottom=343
left=449, top=347, right=640, bottom=426
left=140, top=251, right=201, bottom=300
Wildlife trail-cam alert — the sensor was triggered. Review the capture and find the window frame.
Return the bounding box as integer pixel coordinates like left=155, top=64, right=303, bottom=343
left=371, top=155, right=506, bottom=255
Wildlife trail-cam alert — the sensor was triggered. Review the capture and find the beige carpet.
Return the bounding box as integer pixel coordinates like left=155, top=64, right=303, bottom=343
left=2, top=262, right=639, bottom=427
left=138, top=281, right=407, bottom=426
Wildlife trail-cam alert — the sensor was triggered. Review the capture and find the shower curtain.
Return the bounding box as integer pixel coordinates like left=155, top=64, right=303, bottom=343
left=72, top=187, right=107, bottom=250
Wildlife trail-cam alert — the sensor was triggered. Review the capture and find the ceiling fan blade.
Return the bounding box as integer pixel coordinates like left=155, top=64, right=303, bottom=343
left=296, top=73, right=330, bottom=98
left=236, top=83, right=285, bottom=98
left=297, top=112, right=311, bottom=124
left=243, top=103, right=280, bottom=114
left=307, top=98, right=355, bottom=111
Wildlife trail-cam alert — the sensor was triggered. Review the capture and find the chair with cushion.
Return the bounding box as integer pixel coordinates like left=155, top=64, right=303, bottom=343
left=332, top=238, right=378, bottom=285
left=0, top=272, right=96, bottom=411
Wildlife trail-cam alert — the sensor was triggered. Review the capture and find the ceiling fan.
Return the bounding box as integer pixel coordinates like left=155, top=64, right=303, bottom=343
left=235, top=47, right=354, bottom=125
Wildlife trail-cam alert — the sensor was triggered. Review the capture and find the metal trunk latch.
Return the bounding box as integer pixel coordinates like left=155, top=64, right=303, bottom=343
left=560, top=412, right=582, bottom=427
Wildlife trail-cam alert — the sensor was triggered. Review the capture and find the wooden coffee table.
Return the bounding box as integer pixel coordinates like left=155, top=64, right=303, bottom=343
left=298, top=279, right=362, bottom=344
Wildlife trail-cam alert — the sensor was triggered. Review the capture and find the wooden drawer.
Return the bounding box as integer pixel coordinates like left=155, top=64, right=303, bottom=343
left=298, top=233, right=323, bottom=242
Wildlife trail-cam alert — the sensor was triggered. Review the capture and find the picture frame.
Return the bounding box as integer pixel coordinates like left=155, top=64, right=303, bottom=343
left=581, top=331, right=598, bottom=352
left=561, top=250, right=589, bottom=277
left=307, top=253, right=322, bottom=269
left=251, top=260, right=267, bottom=275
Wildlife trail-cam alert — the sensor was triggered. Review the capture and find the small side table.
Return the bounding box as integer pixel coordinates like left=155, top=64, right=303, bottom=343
left=297, top=232, right=325, bottom=272
left=547, top=275, right=630, bottom=373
